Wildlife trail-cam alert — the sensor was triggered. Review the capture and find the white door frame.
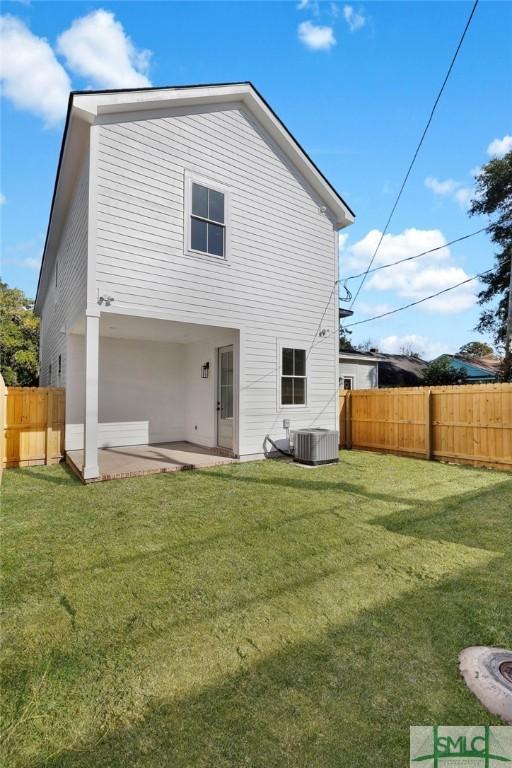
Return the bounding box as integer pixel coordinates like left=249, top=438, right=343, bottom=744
left=216, top=344, right=235, bottom=452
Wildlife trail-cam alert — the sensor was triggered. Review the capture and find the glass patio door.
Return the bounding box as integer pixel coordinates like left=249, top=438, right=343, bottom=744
left=217, top=345, right=234, bottom=450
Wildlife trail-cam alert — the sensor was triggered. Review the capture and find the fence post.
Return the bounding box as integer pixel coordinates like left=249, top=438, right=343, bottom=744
left=346, top=390, right=352, bottom=450
left=425, top=388, right=432, bottom=460
left=45, top=389, right=53, bottom=465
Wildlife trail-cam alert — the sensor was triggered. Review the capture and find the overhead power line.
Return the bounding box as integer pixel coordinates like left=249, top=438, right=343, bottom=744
left=343, top=267, right=493, bottom=328
left=348, top=0, right=480, bottom=310
left=342, top=228, right=486, bottom=284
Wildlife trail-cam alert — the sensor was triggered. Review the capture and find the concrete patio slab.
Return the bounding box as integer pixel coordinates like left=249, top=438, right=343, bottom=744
left=66, top=441, right=235, bottom=482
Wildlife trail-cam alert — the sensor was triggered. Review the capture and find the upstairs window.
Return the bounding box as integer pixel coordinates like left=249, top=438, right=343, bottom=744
left=281, top=347, right=307, bottom=406
left=185, top=174, right=228, bottom=259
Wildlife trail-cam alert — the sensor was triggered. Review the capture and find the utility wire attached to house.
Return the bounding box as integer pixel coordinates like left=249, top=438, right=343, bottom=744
left=346, top=0, right=480, bottom=310
left=343, top=267, right=494, bottom=328
left=342, top=228, right=486, bottom=286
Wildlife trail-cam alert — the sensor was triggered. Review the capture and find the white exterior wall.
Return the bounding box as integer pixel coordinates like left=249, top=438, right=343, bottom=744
left=66, top=336, right=185, bottom=449
left=183, top=330, right=238, bottom=447
left=65, top=331, right=238, bottom=451
left=339, top=360, right=378, bottom=389
left=94, top=103, right=339, bottom=457
left=39, top=155, right=89, bottom=387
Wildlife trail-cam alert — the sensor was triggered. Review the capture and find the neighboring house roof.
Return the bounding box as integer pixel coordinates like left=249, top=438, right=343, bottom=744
left=375, top=353, right=428, bottom=387
left=340, top=350, right=428, bottom=387
left=339, top=351, right=378, bottom=363
left=434, top=354, right=501, bottom=381
left=35, top=82, right=355, bottom=313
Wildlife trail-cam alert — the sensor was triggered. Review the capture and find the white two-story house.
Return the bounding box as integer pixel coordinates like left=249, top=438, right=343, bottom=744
left=35, top=83, right=354, bottom=481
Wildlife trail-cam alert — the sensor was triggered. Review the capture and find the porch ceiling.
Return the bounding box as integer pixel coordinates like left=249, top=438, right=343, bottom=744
left=70, top=314, right=237, bottom=344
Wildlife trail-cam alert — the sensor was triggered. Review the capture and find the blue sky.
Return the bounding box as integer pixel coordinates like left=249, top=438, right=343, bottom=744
left=1, top=1, right=511, bottom=359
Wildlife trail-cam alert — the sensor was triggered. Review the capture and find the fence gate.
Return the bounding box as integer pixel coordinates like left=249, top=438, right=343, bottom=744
left=1, top=377, right=65, bottom=471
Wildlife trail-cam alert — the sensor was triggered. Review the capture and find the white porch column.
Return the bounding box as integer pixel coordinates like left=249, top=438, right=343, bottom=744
left=83, top=309, right=100, bottom=479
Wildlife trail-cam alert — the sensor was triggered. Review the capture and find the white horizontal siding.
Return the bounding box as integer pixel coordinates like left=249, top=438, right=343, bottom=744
left=66, top=422, right=150, bottom=451
left=95, top=102, right=339, bottom=455
left=39, top=155, right=88, bottom=388
left=339, top=361, right=379, bottom=389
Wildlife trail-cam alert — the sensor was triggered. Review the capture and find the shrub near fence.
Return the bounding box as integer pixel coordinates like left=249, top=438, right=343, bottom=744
left=0, top=376, right=65, bottom=470
left=339, top=383, right=512, bottom=471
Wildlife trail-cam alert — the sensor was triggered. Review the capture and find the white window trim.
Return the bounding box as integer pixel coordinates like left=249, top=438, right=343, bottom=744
left=184, top=170, right=231, bottom=262
left=342, top=375, right=354, bottom=391
left=277, top=341, right=308, bottom=410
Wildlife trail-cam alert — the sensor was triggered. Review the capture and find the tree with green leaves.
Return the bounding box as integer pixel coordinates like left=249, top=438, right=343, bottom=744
left=469, top=150, right=512, bottom=380
left=339, top=324, right=354, bottom=352
left=422, top=357, right=467, bottom=386
left=458, top=341, right=494, bottom=358
left=0, top=281, right=39, bottom=386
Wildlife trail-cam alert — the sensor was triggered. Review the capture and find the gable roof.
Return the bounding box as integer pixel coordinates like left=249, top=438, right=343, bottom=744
left=436, top=354, right=500, bottom=381
left=35, top=82, right=355, bottom=312
left=375, top=353, right=428, bottom=387
left=340, top=350, right=428, bottom=387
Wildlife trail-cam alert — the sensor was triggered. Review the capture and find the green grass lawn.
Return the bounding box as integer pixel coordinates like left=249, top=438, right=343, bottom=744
left=1, top=452, right=511, bottom=767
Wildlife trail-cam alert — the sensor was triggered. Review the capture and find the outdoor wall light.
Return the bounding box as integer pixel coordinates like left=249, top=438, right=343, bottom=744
left=201, top=362, right=210, bottom=379
left=98, top=295, right=115, bottom=306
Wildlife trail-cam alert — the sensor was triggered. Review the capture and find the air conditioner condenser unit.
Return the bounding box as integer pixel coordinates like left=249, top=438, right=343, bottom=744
left=293, top=428, right=339, bottom=466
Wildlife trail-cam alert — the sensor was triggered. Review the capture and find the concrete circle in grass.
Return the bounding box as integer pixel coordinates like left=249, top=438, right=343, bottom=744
left=459, top=646, right=512, bottom=724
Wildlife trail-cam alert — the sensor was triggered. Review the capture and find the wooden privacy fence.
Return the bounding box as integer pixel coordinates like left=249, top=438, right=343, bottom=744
left=0, top=378, right=65, bottom=470
left=339, top=383, right=512, bottom=471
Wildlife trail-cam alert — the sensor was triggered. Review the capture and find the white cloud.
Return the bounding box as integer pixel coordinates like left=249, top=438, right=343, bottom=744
left=0, top=15, right=70, bottom=126
left=487, top=135, right=512, bottom=159
left=343, top=5, right=366, bottom=31
left=453, top=187, right=472, bottom=208
left=298, top=20, right=336, bottom=50
left=424, top=176, right=472, bottom=209
left=343, top=227, right=450, bottom=273
left=357, top=301, right=394, bottom=317
left=6, top=237, right=40, bottom=253
left=57, top=9, right=151, bottom=89
left=377, top=334, right=453, bottom=361
left=0, top=193, right=6, bottom=205
left=341, top=227, right=477, bottom=314
left=338, top=232, right=350, bottom=253
left=21, top=256, right=41, bottom=270
left=3, top=255, right=41, bottom=270
left=3, top=235, right=43, bottom=270
left=424, top=176, right=459, bottom=196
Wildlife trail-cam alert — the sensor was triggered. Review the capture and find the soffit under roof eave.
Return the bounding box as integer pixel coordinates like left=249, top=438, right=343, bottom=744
left=34, top=113, right=89, bottom=314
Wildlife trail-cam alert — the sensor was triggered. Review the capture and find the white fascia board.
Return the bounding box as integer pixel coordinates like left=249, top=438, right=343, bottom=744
left=73, top=84, right=354, bottom=229
left=72, top=84, right=249, bottom=117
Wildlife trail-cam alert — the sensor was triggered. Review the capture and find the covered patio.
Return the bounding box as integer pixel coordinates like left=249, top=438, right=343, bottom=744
left=65, top=312, right=239, bottom=481
left=66, top=440, right=235, bottom=483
